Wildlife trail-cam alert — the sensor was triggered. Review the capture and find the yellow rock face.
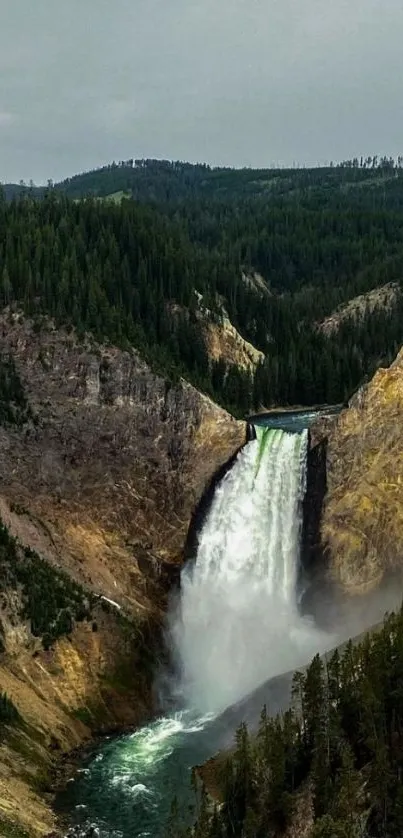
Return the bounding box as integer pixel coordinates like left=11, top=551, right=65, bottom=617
left=0, top=611, right=152, bottom=836
left=203, top=317, right=264, bottom=372
left=321, top=348, right=403, bottom=593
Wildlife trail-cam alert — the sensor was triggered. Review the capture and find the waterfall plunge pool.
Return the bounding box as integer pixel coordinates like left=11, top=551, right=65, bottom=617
left=56, top=669, right=303, bottom=838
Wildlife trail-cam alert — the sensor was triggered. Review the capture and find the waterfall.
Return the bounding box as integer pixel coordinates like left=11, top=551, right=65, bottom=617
left=67, top=424, right=340, bottom=838
left=171, top=427, right=328, bottom=715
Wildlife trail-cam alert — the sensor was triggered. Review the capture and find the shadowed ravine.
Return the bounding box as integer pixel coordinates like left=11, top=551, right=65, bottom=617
left=57, top=411, right=383, bottom=837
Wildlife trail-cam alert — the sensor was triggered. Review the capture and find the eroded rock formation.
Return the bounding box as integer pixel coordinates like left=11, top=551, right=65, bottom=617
left=0, top=312, right=245, bottom=608
left=315, top=349, right=403, bottom=594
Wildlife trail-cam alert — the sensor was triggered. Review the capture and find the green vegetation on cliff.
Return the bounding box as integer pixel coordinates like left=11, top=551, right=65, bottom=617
left=0, top=692, right=20, bottom=727
left=0, top=521, right=94, bottom=649
left=178, top=606, right=403, bottom=838
left=0, top=354, right=31, bottom=426
left=3, top=158, right=403, bottom=412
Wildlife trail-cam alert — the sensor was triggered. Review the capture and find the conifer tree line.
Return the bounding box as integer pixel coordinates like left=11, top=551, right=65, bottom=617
left=0, top=352, right=30, bottom=425
left=169, top=606, right=403, bottom=838
left=2, top=159, right=403, bottom=414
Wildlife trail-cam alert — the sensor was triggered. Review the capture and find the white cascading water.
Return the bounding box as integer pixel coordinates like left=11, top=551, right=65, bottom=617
left=171, top=426, right=329, bottom=714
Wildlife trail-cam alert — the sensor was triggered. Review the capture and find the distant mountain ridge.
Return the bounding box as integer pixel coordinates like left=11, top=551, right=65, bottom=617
left=3, top=155, right=403, bottom=204
left=2, top=157, right=403, bottom=413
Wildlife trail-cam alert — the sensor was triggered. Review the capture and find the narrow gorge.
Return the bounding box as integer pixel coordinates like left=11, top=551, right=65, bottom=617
left=1, top=321, right=403, bottom=837
left=58, top=416, right=343, bottom=837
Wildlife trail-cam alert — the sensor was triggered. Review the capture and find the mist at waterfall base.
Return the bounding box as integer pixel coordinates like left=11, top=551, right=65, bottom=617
left=58, top=416, right=400, bottom=838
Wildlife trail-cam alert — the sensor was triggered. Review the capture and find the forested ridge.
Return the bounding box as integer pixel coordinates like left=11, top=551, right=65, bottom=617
left=2, top=157, right=403, bottom=413
left=168, top=607, right=403, bottom=838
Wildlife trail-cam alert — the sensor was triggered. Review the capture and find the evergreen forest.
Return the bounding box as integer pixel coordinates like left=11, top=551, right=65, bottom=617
left=3, top=157, right=403, bottom=413
left=169, top=606, right=403, bottom=838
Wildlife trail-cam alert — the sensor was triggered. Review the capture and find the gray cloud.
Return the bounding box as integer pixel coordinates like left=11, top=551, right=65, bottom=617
left=1, top=0, right=402, bottom=182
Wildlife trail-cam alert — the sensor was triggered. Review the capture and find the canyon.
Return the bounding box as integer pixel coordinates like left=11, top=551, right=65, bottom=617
left=0, top=313, right=403, bottom=835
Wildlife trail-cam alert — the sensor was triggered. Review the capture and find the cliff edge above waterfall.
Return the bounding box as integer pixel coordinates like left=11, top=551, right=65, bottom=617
left=315, top=347, right=403, bottom=594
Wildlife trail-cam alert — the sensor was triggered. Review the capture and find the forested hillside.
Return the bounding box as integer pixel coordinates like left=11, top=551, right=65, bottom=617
left=180, top=606, right=403, bottom=838
left=2, top=157, right=403, bottom=413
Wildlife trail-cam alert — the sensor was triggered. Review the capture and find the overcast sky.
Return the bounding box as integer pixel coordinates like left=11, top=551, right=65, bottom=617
left=1, top=0, right=402, bottom=183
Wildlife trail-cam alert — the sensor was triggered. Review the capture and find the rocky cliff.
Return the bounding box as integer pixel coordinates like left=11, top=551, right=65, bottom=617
left=314, top=348, right=403, bottom=594
left=0, top=311, right=245, bottom=835
left=0, top=311, right=245, bottom=606
left=203, top=316, right=264, bottom=372
left=0, top=603, right=153, bottom=837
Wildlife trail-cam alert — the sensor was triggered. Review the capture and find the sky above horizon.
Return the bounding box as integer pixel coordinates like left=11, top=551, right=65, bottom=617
left=1, top=0, right=403, bottom=184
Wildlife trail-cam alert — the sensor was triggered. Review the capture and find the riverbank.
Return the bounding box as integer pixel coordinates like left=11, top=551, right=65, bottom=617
left=48, top=718, right=154, bottom=837
left=0, top=602, right=161, bottom=838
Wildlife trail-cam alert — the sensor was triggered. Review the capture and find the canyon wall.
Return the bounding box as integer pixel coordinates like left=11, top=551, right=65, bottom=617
left=0, top=312, right=245, bottom=607
left=0, top=312, right=245, bottom=835
left=313, top=350, right=403, bottom=594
